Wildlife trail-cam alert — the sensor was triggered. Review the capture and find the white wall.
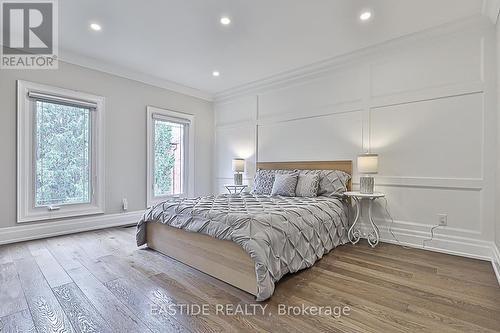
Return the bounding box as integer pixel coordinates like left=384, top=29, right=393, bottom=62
left=0, top=61, right=214, bottom=232
left=214, top=16, right=497, bottom=259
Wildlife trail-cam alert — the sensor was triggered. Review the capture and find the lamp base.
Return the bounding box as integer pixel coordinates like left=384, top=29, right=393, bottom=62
left=234, top=173, right=243, bottom=185
left=360, top=176, right=374, bottom=194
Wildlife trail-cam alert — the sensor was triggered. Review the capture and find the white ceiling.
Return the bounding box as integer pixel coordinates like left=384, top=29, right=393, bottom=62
left=59, top=0, right=484, bottom=98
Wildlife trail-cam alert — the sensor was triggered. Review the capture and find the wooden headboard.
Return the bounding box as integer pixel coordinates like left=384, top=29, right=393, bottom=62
left=256, top=160, right=352, bottom=191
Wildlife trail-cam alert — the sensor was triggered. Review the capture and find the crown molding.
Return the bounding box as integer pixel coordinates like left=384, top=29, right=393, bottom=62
left=482, top=0, right=500, bottom=24
left=59, top=49, right=214, bottom=101
left=214, top=15, right=488, bottom=102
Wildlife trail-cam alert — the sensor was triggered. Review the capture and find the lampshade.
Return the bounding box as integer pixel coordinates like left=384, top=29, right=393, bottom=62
left=232, top=158, right=245, bottom=172
left=357, top=154, right=378, bottom=174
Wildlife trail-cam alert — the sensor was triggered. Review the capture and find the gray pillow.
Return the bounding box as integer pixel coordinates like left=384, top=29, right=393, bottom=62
left=318, top=170, right=350, bottom=197
left=299, top=170, right=351, bottom=197
left=275, top=169, right=297, bottom=175
left=252, top=170, right=276, bottom=195
left=251, top=169, right=297, bottom=195
left=295, top=173, right=320, bottom=197
left=271, top=173, right=298, bottom=196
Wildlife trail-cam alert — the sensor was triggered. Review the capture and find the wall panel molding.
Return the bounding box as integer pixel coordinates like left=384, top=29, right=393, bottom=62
left=215, top=15, right=489, bottom=101
left=257, top=106, right=363, bottom=126
left=370, top=93, right=484, bottom=180
left=213, top=17, right=496, bottom=260
left=215, top=95, right=258, bottom=126
left=374, top=176, right=483, bottom=190
left=257, top=110, right=363, bottom=163
left=215, top=120, right=256, bottom=130
left=369, top=83, right=484, bottom=109
left=215, top=122, right=257, bottom=178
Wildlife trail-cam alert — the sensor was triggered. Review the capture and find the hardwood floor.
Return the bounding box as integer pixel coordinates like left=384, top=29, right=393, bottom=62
left=0, top=226, right=499, bottom=332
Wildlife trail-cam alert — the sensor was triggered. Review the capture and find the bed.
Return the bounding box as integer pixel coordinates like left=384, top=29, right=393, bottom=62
left=136, top=161, right=352, bottom=300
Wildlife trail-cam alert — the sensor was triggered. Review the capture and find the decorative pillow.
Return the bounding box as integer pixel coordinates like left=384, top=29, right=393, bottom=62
left=275, top=169, right=297, bottom=175
left=295, top=173, right=320, bottom=197
left=317, top=170, right=351, bottom=197
left=252, top=170, right=276, bottom=195
left=251, top=169, right=297, bottom=195
left=271, top=173, right=299, bottom=197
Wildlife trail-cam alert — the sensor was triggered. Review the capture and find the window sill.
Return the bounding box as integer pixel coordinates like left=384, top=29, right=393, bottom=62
left=17, top=206, right=105, bottom=224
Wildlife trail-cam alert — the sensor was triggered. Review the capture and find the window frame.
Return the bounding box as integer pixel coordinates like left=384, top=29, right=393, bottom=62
left=17, top=80, right=105, bottom=223
left=146, top=106, right=195, bottom=207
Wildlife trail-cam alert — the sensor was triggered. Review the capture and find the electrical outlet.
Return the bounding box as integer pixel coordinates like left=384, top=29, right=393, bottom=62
left=438, top=214, right=447, bottom=226
left=122, top=198, right=128, bottom=211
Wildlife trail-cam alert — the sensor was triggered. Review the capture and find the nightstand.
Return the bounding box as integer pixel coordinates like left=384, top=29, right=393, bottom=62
left=344, top=191, right=385, bottom=247
left=225, top=184, right=248, bottom=194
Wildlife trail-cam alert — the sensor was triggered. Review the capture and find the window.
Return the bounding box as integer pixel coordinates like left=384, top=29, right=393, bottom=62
left=35, top=101, right=91, bottom=207
left=17, top=81, right=105, bottom=223
left=147, top=106, right=194, bottom=206
left=154, top=119, right=185, bottom=196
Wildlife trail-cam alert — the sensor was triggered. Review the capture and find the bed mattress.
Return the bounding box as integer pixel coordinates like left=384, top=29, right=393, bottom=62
left=136, top=193, right=349, bottom=300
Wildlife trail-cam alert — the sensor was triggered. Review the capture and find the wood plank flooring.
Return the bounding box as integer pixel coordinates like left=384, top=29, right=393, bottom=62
left=0, top=226, right=499, bottom=333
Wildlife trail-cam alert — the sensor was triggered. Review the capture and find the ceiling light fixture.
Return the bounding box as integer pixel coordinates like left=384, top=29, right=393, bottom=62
left=360, top=11, right=372, bottom=21
left=212, top=71, right=220, bottom=77
left=220, top=17, right=231, bottom=25
left=90, top=23, right=102, bottom=31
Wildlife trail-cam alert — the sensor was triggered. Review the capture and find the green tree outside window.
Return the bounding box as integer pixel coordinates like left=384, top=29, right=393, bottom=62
left=35, top=101, right=91, bottom=206
left=154, top=120, right=177, bottom=196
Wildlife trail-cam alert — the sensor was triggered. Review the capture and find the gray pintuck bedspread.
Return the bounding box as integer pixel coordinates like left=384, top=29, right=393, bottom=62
left=136, top=193, right=349, bottom=301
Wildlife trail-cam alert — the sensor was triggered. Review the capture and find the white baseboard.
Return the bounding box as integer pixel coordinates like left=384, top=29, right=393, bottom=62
left=358, top=223, right=500, bottom=286
left=1, top=208, right=499, bottom=286
left=0, top=211, right=142, bottom=245
left=491, top=243, right=500, bottom=285
left=358, top=223, right=492, bottom=259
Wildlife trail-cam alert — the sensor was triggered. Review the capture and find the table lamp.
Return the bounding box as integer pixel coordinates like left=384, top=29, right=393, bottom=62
left=232, top=158, right=245, bottom=185
left=357, top=153, right=378, bottom=194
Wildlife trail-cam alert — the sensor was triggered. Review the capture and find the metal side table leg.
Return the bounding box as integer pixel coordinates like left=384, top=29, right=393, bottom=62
left=348, top=197, right=361, bottom=244
left=367, top=198, right=380, bottom=247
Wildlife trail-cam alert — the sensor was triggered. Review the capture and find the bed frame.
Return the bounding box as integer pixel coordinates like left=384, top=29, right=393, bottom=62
left=146, top=160, right=352, bottom=296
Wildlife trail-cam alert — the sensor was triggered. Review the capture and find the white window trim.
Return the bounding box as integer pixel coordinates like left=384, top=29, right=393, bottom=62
left=146, top=106, right=195, bottom=207
left=17, top=80, right=105, bottom=223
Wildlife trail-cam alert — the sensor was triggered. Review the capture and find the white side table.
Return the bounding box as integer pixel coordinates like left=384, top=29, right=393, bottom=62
left=225, top=185, right=248, bottom=194
left=344, top=191, right=385, bottom=247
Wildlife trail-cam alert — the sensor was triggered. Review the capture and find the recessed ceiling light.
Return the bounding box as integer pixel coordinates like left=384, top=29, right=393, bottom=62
left=220, top=17, right=231, bottom=25
left=90, top=23, right=102, bottom=31
left=360, top=12, right=372, bottom=21
left=212, top=71, right=220, bottom=77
